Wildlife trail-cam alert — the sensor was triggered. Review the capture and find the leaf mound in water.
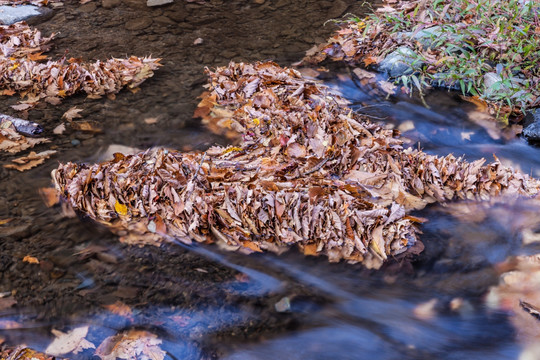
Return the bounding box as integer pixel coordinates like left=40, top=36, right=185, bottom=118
left=53, top=61, right=540, bottom=269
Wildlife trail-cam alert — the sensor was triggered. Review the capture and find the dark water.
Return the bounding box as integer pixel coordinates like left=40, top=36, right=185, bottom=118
left=1, top=1, right=540, bottom=359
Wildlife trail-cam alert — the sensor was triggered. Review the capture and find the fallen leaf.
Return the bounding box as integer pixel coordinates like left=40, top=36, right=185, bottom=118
left=45, top=326, right=95, bottom=356
left=115, top=201, right=128, bottom=216
left=39, top=187, right=60, bottom=207
left=0, top=219, right=13, bottom=225
left=286, top=142, right=306, bottom=158
left=27, top=52, right=48, bottom=61
left=103, top=301, right=133, bottom=318
left=70, top=120, right=102, bottom=133
left=62, top=107, right=83, bottom=122
left=22, top=255, right=39, bottom=264
left=378, top=80, right=397, bottom=95
left=11, top=103, right=33, bottom=111
left=4, top=150, right=56, bottom=171
left=144, top=117, right=158, bottom=124
left=95, top=330, right=166, bottom=360
left=53, top=123, right=66, bottom=135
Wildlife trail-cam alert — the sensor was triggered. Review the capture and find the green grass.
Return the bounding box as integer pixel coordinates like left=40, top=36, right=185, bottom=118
left=317, top=0, right=540, bottom=121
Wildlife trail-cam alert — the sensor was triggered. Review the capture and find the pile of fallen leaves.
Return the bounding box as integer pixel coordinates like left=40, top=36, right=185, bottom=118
left=53, top=61, right=540, bottom=268
left=304, top=0, right=540, bottom=119
left=0, top=20, right=159, bottom=171
left=0, top=21, right=160, bottom=110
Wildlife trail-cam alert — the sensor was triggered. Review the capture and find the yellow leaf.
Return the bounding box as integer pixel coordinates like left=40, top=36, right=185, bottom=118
left=57, top=90, right=67, bottom=97
left=115, top=201, right=128, bottom=216
left=222, top=146, right=242, bottom=154
left=9, top=63, right=19, bottom=71
left=253, top=118, right=260, bottom=126
left=23, top=255, right=39, bottom=264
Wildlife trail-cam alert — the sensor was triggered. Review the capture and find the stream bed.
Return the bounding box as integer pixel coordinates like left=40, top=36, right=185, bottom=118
left=1, top=1, right=540, bottom=359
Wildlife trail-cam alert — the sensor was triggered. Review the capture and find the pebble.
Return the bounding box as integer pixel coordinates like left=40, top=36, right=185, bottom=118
left=147, top=0, right=173, bottom=6
left=275, top=297, right=291, bottom=312
left=71, top=139, right=81, bottom=146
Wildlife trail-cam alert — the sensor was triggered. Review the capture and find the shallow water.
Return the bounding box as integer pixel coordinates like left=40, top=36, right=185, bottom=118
left=1, top=1, right=540, bottom=359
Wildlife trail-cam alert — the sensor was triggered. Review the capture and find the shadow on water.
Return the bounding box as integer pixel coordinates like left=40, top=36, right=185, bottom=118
left=3, top=2, right=540, bottom=359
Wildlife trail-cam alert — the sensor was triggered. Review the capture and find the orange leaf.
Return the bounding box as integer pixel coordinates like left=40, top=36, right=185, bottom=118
left=363, top=56, right=379, bottom=67
left=27, top=52, right=48, bottom=61
left=303, top=243, right=318, bottom=256
left=103, top=301, right=133, bottom=318
left=242, top=241, right=262, bottom=252
left=23, top=255, right=39, bottom=264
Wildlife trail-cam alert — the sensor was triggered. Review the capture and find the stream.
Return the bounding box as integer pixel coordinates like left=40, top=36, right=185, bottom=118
left=1, top=1, right=539, bottom=359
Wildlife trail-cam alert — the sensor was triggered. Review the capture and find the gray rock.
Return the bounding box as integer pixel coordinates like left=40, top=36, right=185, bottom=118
left=398, top=26, right=446, bottom=49
left=147, top=0, right=173, bottom=6
left=522, top=109, right=540, bottom=142
left=0, top=5, right=51, bottom=25
left=378, top=46, right=423, bottom=78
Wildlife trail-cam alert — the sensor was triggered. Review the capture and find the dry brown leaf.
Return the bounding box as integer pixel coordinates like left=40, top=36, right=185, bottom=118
left=70, top=121, right=102, bottom=133
left=62, top=107, right=83, bottom=122
left=95, top=330, right=165, bottom=360
left=4, top=150, right=56, bottom=171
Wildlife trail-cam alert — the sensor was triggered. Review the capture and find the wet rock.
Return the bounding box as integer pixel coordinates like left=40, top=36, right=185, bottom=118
left=147, top=0, right=173, bottom=6
left=102, top=0, right=121, bottom=9
left=125, top=17, right=153, bottom=31
left=523, top=109, right=540, bottom=142
left=0, top=5, right=52, bottom=25
left=378, top=46, right=422, bottom=78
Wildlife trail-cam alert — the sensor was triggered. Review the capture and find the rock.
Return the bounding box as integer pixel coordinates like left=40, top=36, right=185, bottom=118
left=102, top=0, right=121, bottom=9
left=522, top=110, right=540, bottom=142
left=398, top=26, right=445, bottom=49
left=275, top=297, right=291, bottom=312
left=0, top=5, right=52, bottom=25
left=125, top=17, right=153, bottom=31
left=147, top=0, right=173, bottom=6
left=378, top=46, right=423, bottom=78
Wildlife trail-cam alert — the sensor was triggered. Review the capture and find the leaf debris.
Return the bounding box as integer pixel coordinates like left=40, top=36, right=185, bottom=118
left=53, top=61, right=540, bottom=268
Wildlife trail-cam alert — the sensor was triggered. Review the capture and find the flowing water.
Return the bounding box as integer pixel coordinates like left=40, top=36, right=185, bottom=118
left=1, top=1, right=540, bottom=359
